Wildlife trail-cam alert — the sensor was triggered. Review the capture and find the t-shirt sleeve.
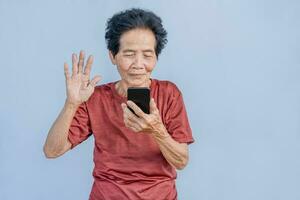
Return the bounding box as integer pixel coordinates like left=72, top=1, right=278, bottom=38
left=164, top=85, right=195, bottom=145
left=67, top=102, right=92, bottom=149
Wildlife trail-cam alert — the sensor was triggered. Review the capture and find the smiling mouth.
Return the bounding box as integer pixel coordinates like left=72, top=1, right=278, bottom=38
left=130, top=74, right=145, bottom=76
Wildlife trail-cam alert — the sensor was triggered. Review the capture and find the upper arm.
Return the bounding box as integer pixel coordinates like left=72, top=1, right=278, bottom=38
left=164, top=85, right=194, bottom=144
left=67, top=102, right=92, bottom=149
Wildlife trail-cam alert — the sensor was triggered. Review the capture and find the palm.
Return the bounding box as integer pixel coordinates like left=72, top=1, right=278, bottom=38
left=64, top=50, right=101, bottom=106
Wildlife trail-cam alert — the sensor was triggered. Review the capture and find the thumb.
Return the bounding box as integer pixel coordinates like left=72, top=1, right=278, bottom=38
left=89, top=75, right=101, bottom=87
left=150, top=98, right=157, bottom=114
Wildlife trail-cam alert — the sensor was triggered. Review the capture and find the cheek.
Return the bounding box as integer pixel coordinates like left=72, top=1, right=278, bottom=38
left=145, top=60, right=157, bottom=72
left=118, top=59, right=132, bottom=71
left=145, top=66, right=154, bottom=73
left=117, top=57, right=157, bottom=72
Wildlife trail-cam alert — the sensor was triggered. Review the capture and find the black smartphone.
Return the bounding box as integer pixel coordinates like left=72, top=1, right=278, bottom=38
left=127, top=87, right=150, bottom=114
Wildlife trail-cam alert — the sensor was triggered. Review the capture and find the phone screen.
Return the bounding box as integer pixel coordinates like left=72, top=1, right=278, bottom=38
left=127, top=87, right=150, bottom=114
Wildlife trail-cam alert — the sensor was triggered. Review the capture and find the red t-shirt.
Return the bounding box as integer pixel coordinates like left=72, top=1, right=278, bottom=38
left=68, top=79, right=194, bottom=200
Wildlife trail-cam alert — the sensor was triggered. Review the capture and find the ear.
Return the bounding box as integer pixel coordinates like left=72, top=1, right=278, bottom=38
left=109, top=51, right=117, bottom=65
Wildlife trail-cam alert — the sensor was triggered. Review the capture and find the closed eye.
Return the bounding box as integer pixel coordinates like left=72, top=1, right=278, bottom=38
left=124, top=54, right=134, bottom=57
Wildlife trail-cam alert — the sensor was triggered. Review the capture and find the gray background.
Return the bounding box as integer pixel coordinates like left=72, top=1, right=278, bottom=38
left=0, top=0, right=299, bottom=199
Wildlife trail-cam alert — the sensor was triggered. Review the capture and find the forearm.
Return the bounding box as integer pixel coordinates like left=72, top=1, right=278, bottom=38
left=43, top=101, right=78, bottom=158
left=152, top=126, right=189, bottom=170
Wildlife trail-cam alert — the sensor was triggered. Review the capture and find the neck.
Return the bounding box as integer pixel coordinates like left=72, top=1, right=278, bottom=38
left=115, top=79, right=151, bottom=97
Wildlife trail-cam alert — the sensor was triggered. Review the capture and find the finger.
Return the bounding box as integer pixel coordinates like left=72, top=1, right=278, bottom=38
left=121, top=102, right=138, bottom=121
left=72, top=53, right=78, bottom=75
left=84, top=55, right=93, bottom=77
left=121, top=103, right=127, bottom=111
left=123, top=106, right=146, bottom=129
left=123, top=105, right=145, bottom=124
left=64, top=62, right=70, bottom=82
left=125, top=119, right=141, bottom=132
left=78, top=50, right=85, bottom=74
left=88, top=75, right=101, bottom=88
left=130, top=126, right=140, bottom=132
left=127, top=100, right=146, bottom=118
left=150, top=98, right=159, bottom=114
left=123, top=106, right=138, bottom=121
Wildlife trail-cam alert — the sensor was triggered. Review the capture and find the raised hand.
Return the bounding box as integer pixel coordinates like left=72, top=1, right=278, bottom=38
left=64, top=50, right=101, bottom=106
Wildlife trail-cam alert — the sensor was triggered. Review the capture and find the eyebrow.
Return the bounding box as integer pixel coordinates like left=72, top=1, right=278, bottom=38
left=122, top=49, right=135, bottom=53
left=143, top=50, right=155, bottom=53
left=122, top=49, right=155, bottom=53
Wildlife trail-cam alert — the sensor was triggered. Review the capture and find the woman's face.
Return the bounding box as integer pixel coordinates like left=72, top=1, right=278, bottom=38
left=109, top=28, right=157, bottom=87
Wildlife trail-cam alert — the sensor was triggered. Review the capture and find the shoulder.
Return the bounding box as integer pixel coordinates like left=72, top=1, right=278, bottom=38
left=153, top=79, right=182, bottom=97
left=86, top=81, right=115, bottom=104
left=94, top=81, right=115, bottom=93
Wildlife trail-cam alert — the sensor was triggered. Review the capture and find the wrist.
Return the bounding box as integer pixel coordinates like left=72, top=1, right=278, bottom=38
left=64, top=100, right=80, bottom=111
left=152, top=123, right=170, bottom=141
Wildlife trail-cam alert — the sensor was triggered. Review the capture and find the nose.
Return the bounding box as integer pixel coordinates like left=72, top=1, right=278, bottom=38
left=133, top=54, right=144, bottom=69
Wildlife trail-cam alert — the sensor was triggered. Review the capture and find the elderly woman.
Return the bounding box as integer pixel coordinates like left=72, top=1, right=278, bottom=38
left=43, top=8, right=194, bottom=200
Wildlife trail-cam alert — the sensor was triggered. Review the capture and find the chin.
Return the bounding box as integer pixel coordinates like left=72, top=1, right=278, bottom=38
left=127, top=77, right=149, bottom=87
